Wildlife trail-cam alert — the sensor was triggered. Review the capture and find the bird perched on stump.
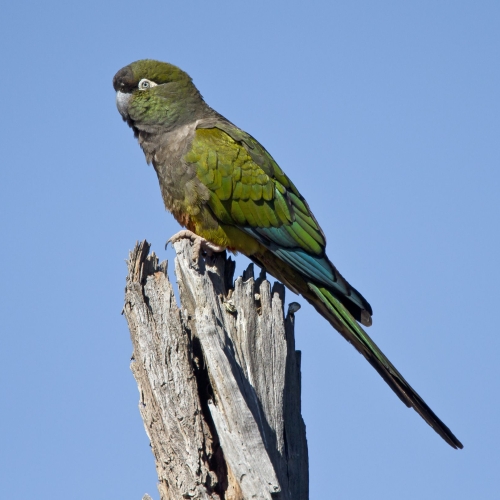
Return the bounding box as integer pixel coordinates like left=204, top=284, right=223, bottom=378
left=113, top=59, right=462, bottom=449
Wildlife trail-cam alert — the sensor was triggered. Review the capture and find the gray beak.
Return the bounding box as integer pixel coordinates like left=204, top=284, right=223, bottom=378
left=116, top=91, right=132, bottom=119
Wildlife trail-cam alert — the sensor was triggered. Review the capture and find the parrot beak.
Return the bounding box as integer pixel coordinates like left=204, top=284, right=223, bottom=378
left=116, top=91, right=131, bottom=119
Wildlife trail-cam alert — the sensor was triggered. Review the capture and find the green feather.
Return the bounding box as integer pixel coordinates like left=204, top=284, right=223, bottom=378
left=230, top=200, right=247, bottom=225
left=284, top=222, right=322, bottom=254
left=250, top=184, right=263, bottom=201
left=275, top=190, right=292, bottom=224
left=294, top=210, right=325, bottom=246
left=262, top=182, right=274, bottom=201
left=215, top=175, right=232, bottom=200
left=239, top=199, right=258, bottom=226
left=208, top=192, right=232, bottom=223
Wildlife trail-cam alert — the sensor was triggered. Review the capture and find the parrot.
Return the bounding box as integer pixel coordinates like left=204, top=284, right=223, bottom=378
left=113, top=59, right=462, bottom=449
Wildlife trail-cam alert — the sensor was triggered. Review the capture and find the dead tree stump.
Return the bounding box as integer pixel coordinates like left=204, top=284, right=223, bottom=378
left=123, top=240, right=308, bottom=500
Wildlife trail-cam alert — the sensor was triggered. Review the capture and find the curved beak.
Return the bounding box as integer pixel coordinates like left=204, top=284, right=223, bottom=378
left=116, top=91, right=132, bottom=119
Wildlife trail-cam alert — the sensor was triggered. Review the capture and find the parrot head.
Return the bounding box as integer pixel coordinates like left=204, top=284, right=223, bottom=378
left=113, top=59, right=207, bottom=134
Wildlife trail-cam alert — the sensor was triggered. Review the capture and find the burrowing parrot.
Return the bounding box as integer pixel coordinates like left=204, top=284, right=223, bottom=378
left=113, top=59, right=462, bottom=449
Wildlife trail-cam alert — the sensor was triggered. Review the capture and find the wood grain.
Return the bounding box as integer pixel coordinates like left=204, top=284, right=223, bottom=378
left=124, top=240, right=308, bottom=499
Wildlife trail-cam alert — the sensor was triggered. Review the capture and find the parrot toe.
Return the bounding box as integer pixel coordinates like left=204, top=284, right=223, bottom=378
left=167, top=230, right=226, bottom=262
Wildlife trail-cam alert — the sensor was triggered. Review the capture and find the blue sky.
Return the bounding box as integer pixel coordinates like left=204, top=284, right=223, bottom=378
left=1, top=1, right=499, bottom=498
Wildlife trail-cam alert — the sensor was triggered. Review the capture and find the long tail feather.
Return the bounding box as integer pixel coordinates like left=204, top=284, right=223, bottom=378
left=249, top=248, right=462, bottom=448
left=308, top=283, right=463, bottom=449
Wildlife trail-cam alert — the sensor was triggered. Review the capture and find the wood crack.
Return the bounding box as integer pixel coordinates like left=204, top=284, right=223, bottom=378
left=124, top=239, right=308, bottom=500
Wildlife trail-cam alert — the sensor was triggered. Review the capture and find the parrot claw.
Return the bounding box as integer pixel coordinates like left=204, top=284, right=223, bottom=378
left=167, top=230, right=226, bottom=262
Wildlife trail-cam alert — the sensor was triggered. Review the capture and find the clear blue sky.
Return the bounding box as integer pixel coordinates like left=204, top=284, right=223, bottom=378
left=1, top=1, right=498, bottom=498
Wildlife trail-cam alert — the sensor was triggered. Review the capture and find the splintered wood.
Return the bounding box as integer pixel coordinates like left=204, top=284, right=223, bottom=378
left=123, top=240, right=308, bottom=500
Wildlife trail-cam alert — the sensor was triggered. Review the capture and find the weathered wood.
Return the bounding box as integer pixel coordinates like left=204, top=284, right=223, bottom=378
left=123, top=240, right=308, bottom=500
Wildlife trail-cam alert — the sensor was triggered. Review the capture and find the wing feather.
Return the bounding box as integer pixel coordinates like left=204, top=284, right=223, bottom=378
left=185, top=124, right=372, bottom=320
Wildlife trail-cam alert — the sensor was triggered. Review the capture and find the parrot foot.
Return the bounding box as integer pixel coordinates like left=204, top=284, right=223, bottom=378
left=167, top=230, right=226, bottom=262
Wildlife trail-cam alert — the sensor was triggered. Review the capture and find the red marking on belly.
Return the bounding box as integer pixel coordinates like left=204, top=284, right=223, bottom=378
left=172, top=210, right=192, bottom=229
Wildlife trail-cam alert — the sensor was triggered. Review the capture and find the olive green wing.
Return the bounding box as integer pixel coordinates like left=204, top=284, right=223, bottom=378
left=184, top=124, right=372, bottom=318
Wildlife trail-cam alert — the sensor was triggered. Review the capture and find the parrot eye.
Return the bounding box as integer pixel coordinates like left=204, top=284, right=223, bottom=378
left=138, top=79, right=157, bottom=90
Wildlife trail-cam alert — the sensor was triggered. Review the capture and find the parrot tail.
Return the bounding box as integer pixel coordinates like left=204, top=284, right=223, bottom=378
left=249, top=247, right=462, bottom=448
left=307, top=283, right=463, bottom=449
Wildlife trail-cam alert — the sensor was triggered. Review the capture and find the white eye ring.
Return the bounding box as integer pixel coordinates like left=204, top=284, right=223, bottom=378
left=138, top=79, right=157, bottom=90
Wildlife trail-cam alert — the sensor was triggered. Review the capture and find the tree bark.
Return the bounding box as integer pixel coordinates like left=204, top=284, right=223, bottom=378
left=123, top=240, right=308, bottom=500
